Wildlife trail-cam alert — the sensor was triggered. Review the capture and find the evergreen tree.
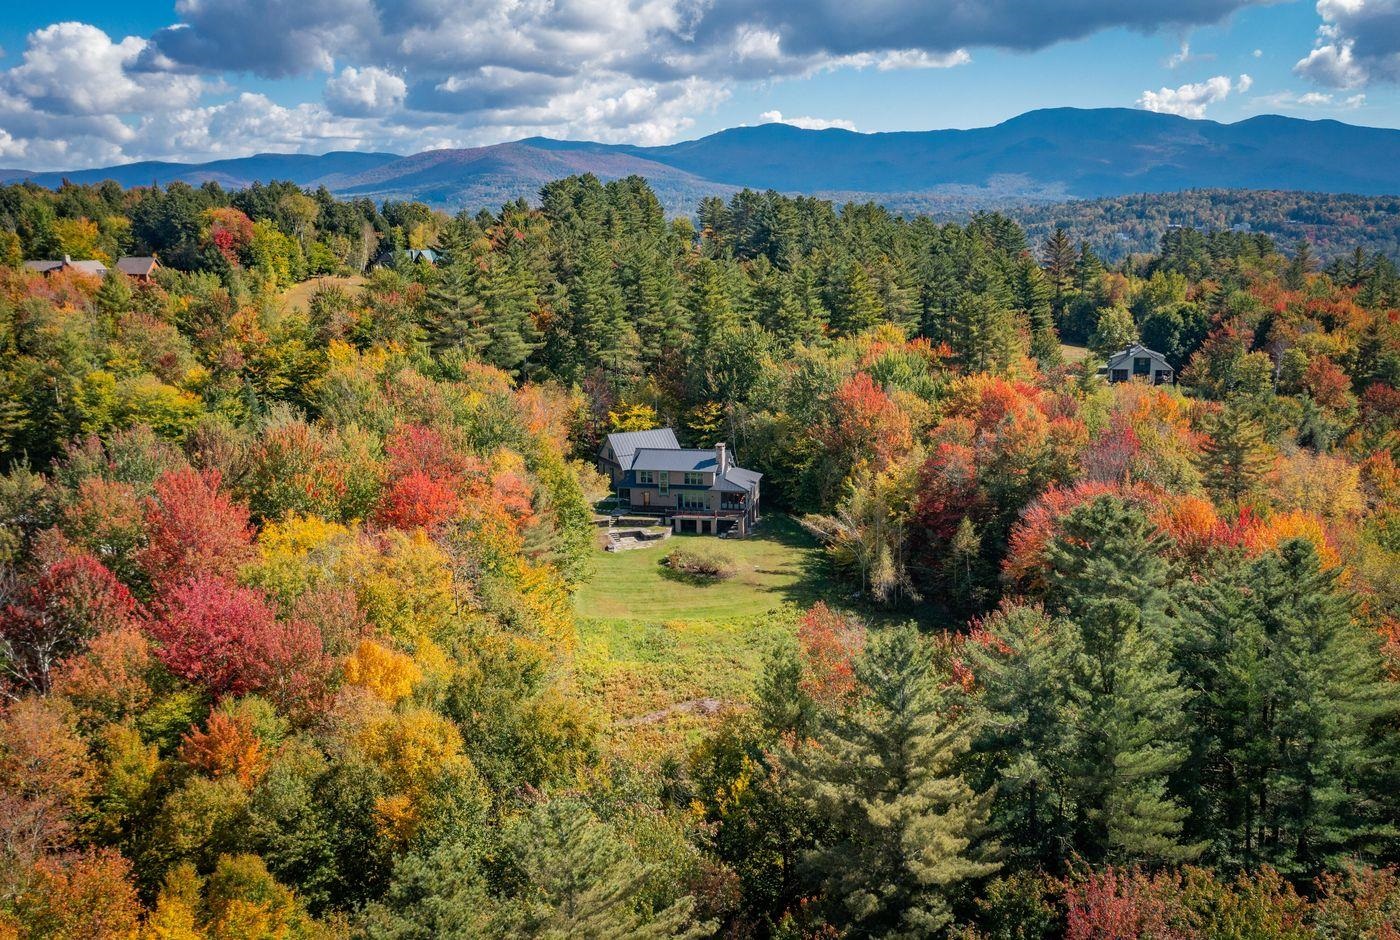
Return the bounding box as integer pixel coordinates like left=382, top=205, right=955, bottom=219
left=1042, top=496, right=1197, bottom=864
left=1178, top=541, right=1400, bottom=875
left=424, top=259, right=487, bottom=357
left=962, top=604, right=1079, bottom=870
left=1285, top=239, right=1315, bottom=290
left=829, top=260, right=883, bottom=336
left=95, top=268, right=133, bottom=318
left=796, top=625, right=998, bottom=937
left=560, top=238, right=636, bottom=381
left=477, top=248, right=542, bottom=375
left=619, top=238, right=685, bottom=371
left=1198, top=406, right=1271, bottom=508
left=1040, top=227, right=1076, bottom=307
left=1073, top=242, right=1104, bottom=292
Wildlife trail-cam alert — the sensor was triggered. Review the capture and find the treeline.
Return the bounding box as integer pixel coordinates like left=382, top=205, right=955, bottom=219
left=1005, top=188, right=1400, bottom=264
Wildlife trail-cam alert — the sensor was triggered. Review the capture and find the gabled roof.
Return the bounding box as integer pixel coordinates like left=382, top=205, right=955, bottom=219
left=603, top=428, right=679, bottom=469
left=630, top=447, right=717, bottom=473
left=116, top=256, right=159, bottom=276
left=1105, top=343, right=1172, bottom=369
left=23, top=256, right=107, bottom=276
left=711, top=467, right=762, bottom=493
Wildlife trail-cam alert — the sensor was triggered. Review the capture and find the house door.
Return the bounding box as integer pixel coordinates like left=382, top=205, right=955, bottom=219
left=642, top=491, right=650, bottom=507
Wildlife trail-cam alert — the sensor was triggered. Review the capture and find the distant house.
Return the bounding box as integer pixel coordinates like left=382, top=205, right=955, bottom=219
left=23, top=255, right=160, bottom=281
left=597, top=428, right=762, bottom=535
left=115, top=256, right=160, bottom=282
left=1099, top=343, right=1175, bottom=385
left=370, top=248, right=439, bottom=270
left=24, top=255, right=108, bottom=277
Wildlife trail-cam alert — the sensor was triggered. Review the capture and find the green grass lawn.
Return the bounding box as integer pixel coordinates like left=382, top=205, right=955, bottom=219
left=572, top=516, right=833, bottom=754
left=574, top=515, right=827, bottom=622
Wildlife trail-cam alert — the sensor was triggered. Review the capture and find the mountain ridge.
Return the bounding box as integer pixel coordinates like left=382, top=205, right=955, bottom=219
left=6, top=108, right=1400, bottom=212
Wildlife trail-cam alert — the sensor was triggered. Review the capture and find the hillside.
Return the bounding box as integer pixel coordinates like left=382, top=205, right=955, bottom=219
left=8, top=108, right=1400, bottom=212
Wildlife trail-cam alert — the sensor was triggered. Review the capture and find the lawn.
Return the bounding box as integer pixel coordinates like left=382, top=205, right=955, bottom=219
left=572, top=516, right=834, bottom=754
left=574, top=515, right=828, bottom=622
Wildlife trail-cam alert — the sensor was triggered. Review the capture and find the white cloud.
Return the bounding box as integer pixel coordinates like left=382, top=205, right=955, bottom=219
left=1253, top=48, right=1264, bottom=58
left=2, top=22, right=203, bottom=117
left=0, top=0, right=1282, bottom=165
left=1254, top=88, right=1368, bottom=109
left=1137, top=74, right=1252, bottom=118
left=758, top=109, right=857, bottom=131
left=1295, top=0, right=1400, bottom=88
left=324, top=66, right=406, bottom=116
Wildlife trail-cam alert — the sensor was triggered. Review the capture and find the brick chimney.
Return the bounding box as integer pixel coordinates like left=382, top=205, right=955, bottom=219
left=715, top=442, right=729, bottom=475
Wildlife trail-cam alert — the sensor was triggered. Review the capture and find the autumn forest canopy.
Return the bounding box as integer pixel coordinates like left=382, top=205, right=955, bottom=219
left=0, top=172, right=1399, bottom=937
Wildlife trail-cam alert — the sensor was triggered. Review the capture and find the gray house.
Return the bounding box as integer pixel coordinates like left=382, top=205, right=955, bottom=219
left=597, top=428, right=762, bottom=535
left=1099, top=343, right=1174, bottom=385
left=24, top=255, right=108, bottom=277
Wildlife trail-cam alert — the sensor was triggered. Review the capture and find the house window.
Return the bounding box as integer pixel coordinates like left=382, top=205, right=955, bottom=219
left=658, top=475, right=669, bottom=496
left=684, top=472, right=704, bottom=486
left=636, top=470, right=654, bottom=484
left=1154, top=370, right=1173, bottom=386
left=618, top=488, right=630, bottom=500
left=1111, top=368, right=1129, bottom=382
left=1133, top=356, right=1151, bottom=376
left=681, top=493, right=707, bottom=510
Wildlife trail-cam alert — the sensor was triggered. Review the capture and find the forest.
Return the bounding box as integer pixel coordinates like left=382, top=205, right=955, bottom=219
left=0, top=173, right=1397, bottom=937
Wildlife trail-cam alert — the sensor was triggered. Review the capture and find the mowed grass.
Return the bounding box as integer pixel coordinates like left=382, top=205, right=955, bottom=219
left=573, top=516, right=833, bottom=754
left=574, top=515, right=826, bottom=622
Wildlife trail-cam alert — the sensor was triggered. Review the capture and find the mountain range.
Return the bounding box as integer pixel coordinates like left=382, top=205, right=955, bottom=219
left=5, top=107, right=1400, bottom=213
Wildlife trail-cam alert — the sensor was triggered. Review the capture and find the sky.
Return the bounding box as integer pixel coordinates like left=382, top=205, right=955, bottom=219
left=2, top=0, right=1399, bottom=169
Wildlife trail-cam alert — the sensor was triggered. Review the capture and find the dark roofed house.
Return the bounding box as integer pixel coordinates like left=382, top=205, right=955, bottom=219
left=597, top=428, right=762, bottom=535
left=115, top=256, right=160, bottom=282
left=23, top=255, right=108, bottom=278
left=1098, top=343, right=1175, bottom=385
left=370, top=248, right=439, bottom=270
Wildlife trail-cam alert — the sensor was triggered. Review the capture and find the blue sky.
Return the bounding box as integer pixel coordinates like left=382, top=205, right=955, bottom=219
left=1, top=0, right=1397, bottom=168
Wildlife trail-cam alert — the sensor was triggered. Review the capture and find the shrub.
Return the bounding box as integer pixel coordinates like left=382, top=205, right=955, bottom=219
left=663, top=546, right=737, bottom=581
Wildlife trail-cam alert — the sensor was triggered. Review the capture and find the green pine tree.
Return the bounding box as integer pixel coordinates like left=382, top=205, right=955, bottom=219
left=1198, top=406, right=1272, bottom=509
left=1043, top=496, right=1198, bottom=864
left=796, top=625, right=999, bottom=937
left=1180, top=541, right=1400, bottom=875
left=829, top=260, right=883, bottom=336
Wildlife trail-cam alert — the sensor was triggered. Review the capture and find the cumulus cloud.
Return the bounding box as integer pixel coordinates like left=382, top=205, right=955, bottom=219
left=325, top=66, right=406, bottom=116
left=1296, top=0, right=1400, bottom=88
left=0, top=0, right=1279, bottom=166
left=759, top=110, right=857, bottom=131
left=1137, top=73, right=1252, bottom=118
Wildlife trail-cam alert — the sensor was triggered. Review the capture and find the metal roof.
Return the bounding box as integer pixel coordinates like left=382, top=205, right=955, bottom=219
left=604, top=428, right=679, bottom=468
left=630, top=447, right=718, bottom=472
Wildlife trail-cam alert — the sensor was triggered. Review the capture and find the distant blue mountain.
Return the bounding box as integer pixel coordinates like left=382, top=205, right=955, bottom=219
left=8, top=108, right=1400, bottom=210
left=2, top=151, right=402, bottom=190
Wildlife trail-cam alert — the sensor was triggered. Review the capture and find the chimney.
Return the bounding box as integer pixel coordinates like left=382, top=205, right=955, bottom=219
left=715, top=442, right=728, bottom=475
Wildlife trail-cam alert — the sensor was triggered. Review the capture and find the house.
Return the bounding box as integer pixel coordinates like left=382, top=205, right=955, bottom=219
left=22, top=255, right=160, bottom=281
left=115, top=256, right=160, bottom=282
left=1099, top=343, right=1174, bottom=385
left=23, top=255, right=108, bottom=277
left=370, top=248, right=439, bottom=270
left=597, top=428, right=763, bottom=535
